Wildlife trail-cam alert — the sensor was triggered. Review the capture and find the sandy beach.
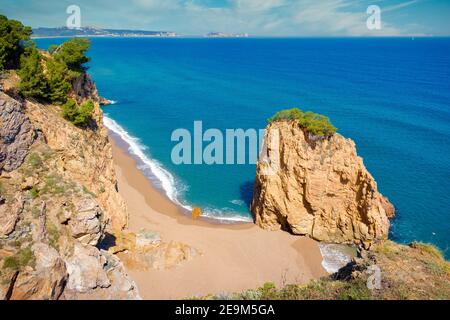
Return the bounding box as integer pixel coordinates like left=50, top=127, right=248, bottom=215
left=110, top=136, right=327, bottom=299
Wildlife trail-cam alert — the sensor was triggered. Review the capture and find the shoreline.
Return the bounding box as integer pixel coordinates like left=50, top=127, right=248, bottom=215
left=104, top=115, right=253, bottom=224
left=108, top=130, right=328, bottom=299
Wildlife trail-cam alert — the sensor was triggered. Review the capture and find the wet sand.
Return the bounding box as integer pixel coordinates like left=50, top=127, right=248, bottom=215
left=110, top=136, right=327, bottom=299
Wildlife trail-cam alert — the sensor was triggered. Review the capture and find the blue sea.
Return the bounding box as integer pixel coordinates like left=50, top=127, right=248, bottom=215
left=36, top=37, right=450, bottom=257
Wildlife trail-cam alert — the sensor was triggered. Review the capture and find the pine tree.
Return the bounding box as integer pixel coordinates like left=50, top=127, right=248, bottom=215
left=52, top=38, right=90, bottom=78
left=0, top=15, right=32, bottom=70
left=46, top=59, right=71, bottom=104
left=18, top=47, right=48, bottom=100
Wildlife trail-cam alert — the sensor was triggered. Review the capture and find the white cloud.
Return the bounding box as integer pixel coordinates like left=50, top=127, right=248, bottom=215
left=233, top=0, right=286, bottom=12
left=2, top=0, right=426, bottom=36
left=291, top=0, right=403, bottom=35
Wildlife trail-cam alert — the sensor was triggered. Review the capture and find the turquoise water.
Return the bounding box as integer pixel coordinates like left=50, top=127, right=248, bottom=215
left=36, top=38, right=450, bottom=256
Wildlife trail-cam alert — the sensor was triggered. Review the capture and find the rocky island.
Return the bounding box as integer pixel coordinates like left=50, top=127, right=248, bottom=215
left=252, top=109, right=395, bottom=249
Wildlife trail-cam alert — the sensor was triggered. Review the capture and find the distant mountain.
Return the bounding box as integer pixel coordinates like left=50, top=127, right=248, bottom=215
left=31, top=27, right=177, bottom=38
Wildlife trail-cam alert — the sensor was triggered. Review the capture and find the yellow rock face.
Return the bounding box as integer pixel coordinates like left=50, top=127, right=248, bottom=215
left=25, top=90, right=128, bottom=231
left=251, top=121, right=394, bottom=249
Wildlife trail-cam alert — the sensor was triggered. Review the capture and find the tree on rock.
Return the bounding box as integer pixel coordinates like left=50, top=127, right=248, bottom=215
left=52, top=38, right=90, bottom=78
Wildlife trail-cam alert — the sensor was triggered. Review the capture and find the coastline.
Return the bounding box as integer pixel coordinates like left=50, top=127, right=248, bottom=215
left=109, top=130, right=327, bottom=299
left=104, top=115, right=253, bottom=223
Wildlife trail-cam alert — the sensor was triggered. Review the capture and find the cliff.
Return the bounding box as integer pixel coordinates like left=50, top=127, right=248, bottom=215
left=252, top=120, right=395, bottom=249
left=0, top=74, right=138, bottom=299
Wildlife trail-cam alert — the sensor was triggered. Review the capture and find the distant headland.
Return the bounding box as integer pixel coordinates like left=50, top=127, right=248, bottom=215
left=31, top=26, right=177, bottom=38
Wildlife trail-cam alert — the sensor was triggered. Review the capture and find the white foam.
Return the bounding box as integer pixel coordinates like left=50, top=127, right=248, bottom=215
left=319, top=243, right=354, bottom=274
left=104, top=115, right=181, bottom=204
left=103, top=115, right=254, bottom=224
left=201, top=207, right=253, bottom=223
left=230, top=199, right=245, bottom=206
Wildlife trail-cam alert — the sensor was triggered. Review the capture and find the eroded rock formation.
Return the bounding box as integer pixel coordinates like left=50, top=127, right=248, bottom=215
left=252, top=121, right=395, bottom=249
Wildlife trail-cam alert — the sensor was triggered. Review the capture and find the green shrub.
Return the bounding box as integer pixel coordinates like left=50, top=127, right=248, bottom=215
left=3, top=256, right=19, bottom=270
left=27, top=152, right=42, bottom=168
left=3, top=246, right=35, bottom=271
left=75, top=100, right=95, bottom=126
left=29, top=186, right=39, bottom=199
left=62, top=99, right=94, bottom=128
left=335, top=279, right=372, bottom=300
left=268, top=108, right=303, bottom=122
left=46, top=220, right=60, bottom=250
left=268, top=108, right=337, bottom=137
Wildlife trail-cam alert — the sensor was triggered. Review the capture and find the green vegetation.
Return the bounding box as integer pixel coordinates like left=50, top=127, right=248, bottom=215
left=409, top=242, right=450, bottom=276
left=410, top=242, right=445, bottom=260
left=20, top=149, right=47, bottom=177
left=51, top=38, right=90, bottom=78
left=251, top=280, right=372, bottom=300
left=201, top=241, right=450, bottom=300
left=0, top=15, right=32, bottom=70
left=29, top=186, right=39, bottom=199
left=46, top=220, right=60, bottom=250
left=45, top=59, right=71, bottom=104
left=62, top=99, right=94, bottom=127
left=17, top=47, right=48, bottom=100
left=18, top=39, right=90, bottom=103
left=268, top=108, right=337, bottom=137
left=41, top=174, right=66, bottom=195
left=27, top=152, right=43, bottom=168
left=202, top=279, right=372, bottom=300
left=3, top=245, right=35, bottom=271
left=2, top=14, right=96, bottom=132
left=2, top=15, right=91, bottom=106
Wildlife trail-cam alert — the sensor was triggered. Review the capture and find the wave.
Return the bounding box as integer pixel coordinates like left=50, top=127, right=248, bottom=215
left=319, top=243, right=354, bottom=274
left=103, top=115, right=253, bottom=224
left=103, top=116, right=181, bottom=204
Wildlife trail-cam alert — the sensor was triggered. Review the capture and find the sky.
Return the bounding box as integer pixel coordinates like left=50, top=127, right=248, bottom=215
left=1, top=0, right=450, bottom=36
